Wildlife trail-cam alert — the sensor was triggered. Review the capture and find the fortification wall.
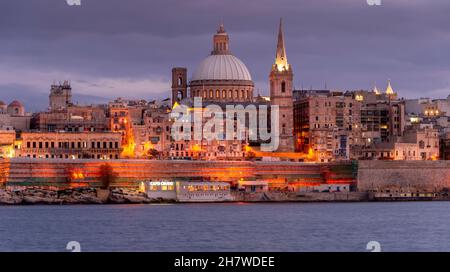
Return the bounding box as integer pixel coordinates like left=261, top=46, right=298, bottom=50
left=357, top=160, right=450, bottom=192
left=0, top=158, right=356, bottom=189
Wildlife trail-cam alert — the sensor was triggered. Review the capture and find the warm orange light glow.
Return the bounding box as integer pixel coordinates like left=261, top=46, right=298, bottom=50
left=190, top=144, right=203, bottom=152
left=139, top=182, right=146, bottom=193
left=143, top=141, right=154, bottom=154
left=244, top=145, right=253, bottom=152
left=71, top=171, right=85, bottom=180
left=2, top=145, right=15, bottom=158
left=121, top=117, right=136, bottom=158
left=243, top=145, right=318, bottom=161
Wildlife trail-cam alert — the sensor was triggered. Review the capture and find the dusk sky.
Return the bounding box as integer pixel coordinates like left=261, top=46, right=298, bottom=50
left=1, top=0, right=449, bottom=111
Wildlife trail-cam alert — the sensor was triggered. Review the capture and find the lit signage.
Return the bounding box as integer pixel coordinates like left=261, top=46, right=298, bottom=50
left=149, top=181, right=174, bottom=186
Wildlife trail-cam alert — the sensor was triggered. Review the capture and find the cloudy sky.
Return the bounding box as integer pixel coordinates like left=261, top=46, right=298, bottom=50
left=1, top=0, right=449, bottom=111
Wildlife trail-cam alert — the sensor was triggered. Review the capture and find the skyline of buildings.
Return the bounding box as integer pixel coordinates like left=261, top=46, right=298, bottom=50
left=1, top=20, right=449, bottom=162
left=3, top=1, right=450, bottom=110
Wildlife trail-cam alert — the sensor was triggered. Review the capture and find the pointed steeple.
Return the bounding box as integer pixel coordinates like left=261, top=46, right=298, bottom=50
left=386, top=79, right=394, bottom=95
left=373, top=82, right=380, bottom=95
left=274, top=18, right=289, bottom=72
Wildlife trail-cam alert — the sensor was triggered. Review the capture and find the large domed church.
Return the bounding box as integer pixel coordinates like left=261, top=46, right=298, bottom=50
left=171, top=19, right=294, bottom=153
left=172, top=23, right=254, bottom=103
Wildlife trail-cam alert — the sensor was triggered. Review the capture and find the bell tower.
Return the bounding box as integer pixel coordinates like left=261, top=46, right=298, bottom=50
left=269, top=18, right=294, bottom=152
left=171, top=67, right=188, bottom=106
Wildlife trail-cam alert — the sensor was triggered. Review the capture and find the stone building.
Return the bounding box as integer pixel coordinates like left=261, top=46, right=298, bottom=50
left=0, top=100, right=32, bottom=132
left=441, top=131, right=450, bottom=160
left=49, top=81, right=72, bottom=111
left=170, top=21, right=295, bottom=155
left=360, top=101, right=405, bottom=144
left=33, top=105, right=109, bottom=132
left=135, top=107, right=172, bottom=158
left=32, top=82, right=109, bottom=132
left=294, top=91, right=362, bottom=162
left=17, top=131, right=122, bottom=160
left=269, top=19, right=295, bottom=152
left=0, top=130, right=16, bottom=158
left=362, top=126, right=439, bottom=160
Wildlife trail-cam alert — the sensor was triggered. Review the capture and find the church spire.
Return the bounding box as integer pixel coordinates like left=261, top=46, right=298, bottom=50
left=274, top=18, right=289, bottom=72
left=386, top=79, right=394, bottom=95
left=373, top=82, right=380, bottom=95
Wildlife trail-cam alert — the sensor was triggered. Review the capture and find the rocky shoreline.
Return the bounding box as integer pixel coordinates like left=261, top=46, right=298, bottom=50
left=1, top=187, right=371, bottom=205
left=0, top=188, right=160, bottom=205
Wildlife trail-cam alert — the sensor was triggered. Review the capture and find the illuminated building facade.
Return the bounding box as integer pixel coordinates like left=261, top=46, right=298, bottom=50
left=17, top=132, right=122, bottom=159
left=294, top=91, right=362, bottom=162
left=170, top=21, right=295, bottom=155
left=0, top=130, right=16, bottom=158
left=362, top=127, right=439, bottom=160
left=269, top=19, right=295, bottom=152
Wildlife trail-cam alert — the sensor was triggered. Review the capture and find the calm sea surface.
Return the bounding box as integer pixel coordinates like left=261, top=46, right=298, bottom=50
left=1, top=202, right=449, bottom=252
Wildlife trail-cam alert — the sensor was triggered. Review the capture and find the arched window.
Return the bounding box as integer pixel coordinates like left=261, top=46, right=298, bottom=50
left=235, top=90, right=239, bottom=99
left=229, top=90, right=233, bottom=98
left=177, top=91, right=183, bottom=100
left=203, top=90, right=207, bottom=98
left=281, top=81, right=286, bottom=93
left=209, top=90, right=214, bottom=98
left=241, top=90, right=245, bottom=98
left=178, top=77, right=183, bottom=86
left=216, top=90, right=220, bottom=98
left=222, top=90, right=226, bottom=98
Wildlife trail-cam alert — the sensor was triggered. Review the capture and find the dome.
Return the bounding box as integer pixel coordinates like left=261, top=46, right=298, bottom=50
left=8, top=100, right=23, bottom=108
left=191, top=54, right=252, bottom=82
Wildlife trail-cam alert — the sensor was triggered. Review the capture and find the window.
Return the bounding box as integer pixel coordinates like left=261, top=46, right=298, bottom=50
left=419, top=140, right=425, bottom=149
left=281, top=81, right=286, bottom=93
left=178, top=77, right=183, bottom=86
